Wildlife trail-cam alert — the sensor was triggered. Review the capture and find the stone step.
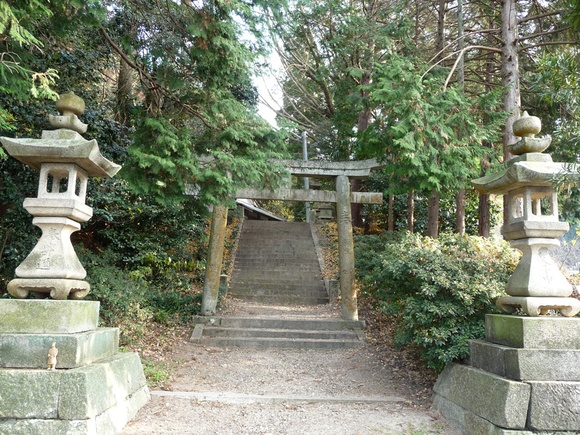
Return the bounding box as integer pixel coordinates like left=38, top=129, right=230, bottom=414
left=202, top=326, right=359, bottom=341
left=194, top=336, right=362, bottom=349
left=229, top=285, right=325, bottom=295
left=230, top=277, right=322, bottom=285
left=212, top=316, right=365, bottom=330
left=234, top=259, right=320, bottom=266
left=191, top=316, right=365, bottom=349
left=225, top=294, right=329, bottom=305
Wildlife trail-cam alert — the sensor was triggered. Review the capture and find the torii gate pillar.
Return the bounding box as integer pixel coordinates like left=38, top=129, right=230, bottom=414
left=201, top=204, right=228, bottom=316
left=336, top=175, right=358, bottom=321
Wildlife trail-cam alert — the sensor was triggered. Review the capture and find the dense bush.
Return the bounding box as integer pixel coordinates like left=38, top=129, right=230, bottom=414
left=355, top=232, right=519, bottom=371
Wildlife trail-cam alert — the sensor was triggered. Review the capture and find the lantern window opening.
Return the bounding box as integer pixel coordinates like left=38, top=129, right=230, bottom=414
left=38, top=163, right=88, bottom=201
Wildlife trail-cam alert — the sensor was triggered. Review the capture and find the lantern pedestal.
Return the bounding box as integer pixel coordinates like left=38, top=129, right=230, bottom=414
left=434, top=315, right=580, bottom=433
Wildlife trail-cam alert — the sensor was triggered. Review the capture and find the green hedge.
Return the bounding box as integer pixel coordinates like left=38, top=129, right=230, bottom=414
left=355, top=232, right=519, bottom=371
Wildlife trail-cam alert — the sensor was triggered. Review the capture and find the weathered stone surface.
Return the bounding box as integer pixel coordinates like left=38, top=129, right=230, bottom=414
left=92, top=386, right=150, bottom=434
left=502, top=220, right=569, bottom=240
left=58, top=353, right=148, bottom=419
left=496, top=296, right=580, bottom=317
left=472, top=161, right=572, bottom=195
left=0, top=418, right=93, bottom=435
left=7, top=278, right=91, bottom=300
left=236, top=187, right=383, bottom=204
left=14, top=217, right=85, bottom=280
left=0, top=353, right=147, bottom=421
left=0, top=384, right=149, bottom=435
left=431, top=394, right=466, bottom=433
left=469, top=340, right=510, bottom=377
left=0, top=370, right=61, bottom=419
left=201, top=205, right=228, bottom=316
left=432, top=397, right=542, bottom=434
left=23, top=197, right=93, bottom=222
left=503, top=238, right=572, bottom=298
left=471, top=339, right=580, bottom=381
left=0, top=137, right=121, bottom=178
left=528, top=382, right=580, bottom=430
left=280, top=158, right=383, bottom=178
left=433, top=363, right=530, bottom=429
left=0, top=300, right=99, bottom=333
left=336, top=175, right=357, bottom=321
left=486, top=315, right=580, bottom=349
left=0, top=328, right=119, bottom=369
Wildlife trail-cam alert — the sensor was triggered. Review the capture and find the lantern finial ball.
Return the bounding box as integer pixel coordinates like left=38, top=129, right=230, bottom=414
left=55, top=92, right=85, bottom=117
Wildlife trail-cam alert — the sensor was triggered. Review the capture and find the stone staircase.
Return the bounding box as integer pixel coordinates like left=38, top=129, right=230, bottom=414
left=228, top=220, right=328, bottom=305
left=191, top=220, right=365, bottom=349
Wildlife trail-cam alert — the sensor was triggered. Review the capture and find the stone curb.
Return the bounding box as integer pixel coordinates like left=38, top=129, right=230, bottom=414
left=151, top=390, right=408, bottom=405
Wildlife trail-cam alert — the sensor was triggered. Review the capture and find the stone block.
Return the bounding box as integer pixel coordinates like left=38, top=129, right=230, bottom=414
left=0, top=385, right=148, bottom=435
left=431, top=394, right=466, bottom=433
left=485, top=314, right=580, bottom=349
left=471, top=339, right=580, bottom=381
left=528, top=381, right=580, bottom=431
left=469, top=340, right=509, bottom=377
left=58, top=353, right=148, bottom=420
left=433, top=363, right=530, bottom=429
left=0, top=353, right=148, bottom=421
left=0, top=370, right=61, bottom=419
left=0, top=328, right=119, bottom=369
left=432, top=394, right=537, bottom=435
left=0, top=418, right=93, bottom=435
left=0, top=300, right=99, bottom=334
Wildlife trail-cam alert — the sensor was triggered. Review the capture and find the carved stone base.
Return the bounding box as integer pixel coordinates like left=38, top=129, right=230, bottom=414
left=496, top=295, right=580, bottom=317
left=7, top=278, right=90, bottom=300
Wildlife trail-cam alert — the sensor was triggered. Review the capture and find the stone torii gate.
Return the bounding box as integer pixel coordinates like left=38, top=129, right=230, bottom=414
left=201, top=159, right=384, bottom=321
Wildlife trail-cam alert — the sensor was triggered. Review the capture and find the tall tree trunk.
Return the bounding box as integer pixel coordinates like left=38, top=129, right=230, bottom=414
left=455, top=189, right=466, bottom=235
left=427, top=190, right=440, bottom=238
left=478, top=33, right=496, bottom=238
left=478, top=192, right=491, bottom=237
left=408, top=190, right=415, bottom=233
left=428, top=0, right=447, bottom=238
left=351, top=73, right=373, bottom=228
left=501, top=0, right=521, bottom=159
left=454, top=0, right=466, bottom=235
left=388, top=194, right=395, bottom=232
left=116, top=57, right=134, bottom=125
left=501, top=0, right=521, bottom=226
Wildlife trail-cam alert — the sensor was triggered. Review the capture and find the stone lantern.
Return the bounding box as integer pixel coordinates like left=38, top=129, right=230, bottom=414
left=1, top=92, right=120, bottom=300
left=472, top=111, right=580, bottom=317
left=0, top=95, right=148, bottom=434
left=433, top=113, right=580, bottom=434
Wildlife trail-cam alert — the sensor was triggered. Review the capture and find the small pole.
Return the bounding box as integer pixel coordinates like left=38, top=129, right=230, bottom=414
left=302, top=131, right=310, bottom=223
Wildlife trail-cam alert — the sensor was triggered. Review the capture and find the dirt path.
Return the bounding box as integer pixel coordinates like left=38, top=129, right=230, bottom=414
left=122, top=300, right=460, bottom=435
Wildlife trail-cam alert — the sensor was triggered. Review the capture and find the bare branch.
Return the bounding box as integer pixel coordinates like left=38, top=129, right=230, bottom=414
left=518, top=10, right=562, bottom=25
left=519, top=26, right=572, bottom=42
left=443, top=45, right=502, bottom=91
left=522, top=40, right=580, bottom=49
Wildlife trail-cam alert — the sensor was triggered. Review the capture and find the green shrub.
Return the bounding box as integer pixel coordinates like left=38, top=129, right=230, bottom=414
left=355, top=232, right=519, bottom=371
left=82, top=250, right=153, bottom=345
left=81, top=247, right=203, bottom=338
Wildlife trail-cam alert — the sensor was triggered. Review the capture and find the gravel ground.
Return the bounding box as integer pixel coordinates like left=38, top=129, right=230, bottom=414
left=122, top=300, right=461, bottom=435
